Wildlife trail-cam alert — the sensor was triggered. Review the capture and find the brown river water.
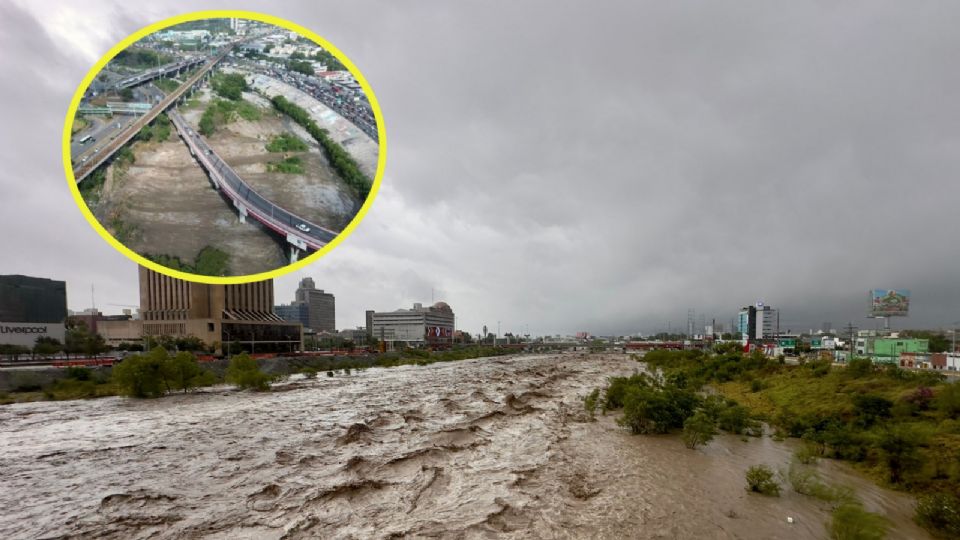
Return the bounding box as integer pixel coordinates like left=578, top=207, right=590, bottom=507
left=0, top=353, right=929, bottom=539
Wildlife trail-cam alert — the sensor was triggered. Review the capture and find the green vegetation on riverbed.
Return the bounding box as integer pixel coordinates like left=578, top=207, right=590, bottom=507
left=198, top=99, right=261, bottom=136
left=211, top=73, right=249, bottom=101
left=266, top=133, right=308, bottom=152
left=267, top=156, right=304, bottom=174
left=620, top=348, right=960, bottom=538
left=270, top=95, right=371, bottom=199
left=136, top=113, right=171, bottom=142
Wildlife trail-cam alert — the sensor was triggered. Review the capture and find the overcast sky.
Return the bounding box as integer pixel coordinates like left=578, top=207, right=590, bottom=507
left=1, top=0, right=959, bottom=336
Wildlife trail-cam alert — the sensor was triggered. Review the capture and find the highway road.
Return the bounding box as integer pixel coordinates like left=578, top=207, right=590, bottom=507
left=167, top=110, right=338, bottom=250
left=71, top=52, right=221, bottom=183
left=113, top=56, right=206, bottom=91
left=70, top=117, right=137, bottom=163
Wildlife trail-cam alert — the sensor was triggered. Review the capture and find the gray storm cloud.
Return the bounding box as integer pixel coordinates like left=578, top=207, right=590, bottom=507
left=1, top=0, right=958, bottom=336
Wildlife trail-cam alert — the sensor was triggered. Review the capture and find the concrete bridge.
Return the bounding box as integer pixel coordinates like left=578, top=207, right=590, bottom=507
left=113, top=56, right=208, bottom=91
left=77, top=102, right=153, bottom=115
left=167, top=109, right=337, bottom=263
left=72, top=51, right=226, bottom=184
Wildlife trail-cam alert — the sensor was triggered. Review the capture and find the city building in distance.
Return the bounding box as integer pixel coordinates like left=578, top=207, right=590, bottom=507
left=99, top=267, right=302, bottom=352
left=275, top=277, right=335, bottom=333
left=369, top=302, right=455, bottom=350
left=0, top=275, right=68, bottom=347
left=737, top=302, right=778, bottom=342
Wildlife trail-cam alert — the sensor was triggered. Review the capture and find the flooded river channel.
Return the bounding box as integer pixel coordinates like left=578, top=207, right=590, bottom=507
left=0, top=354, right=928, bottom=539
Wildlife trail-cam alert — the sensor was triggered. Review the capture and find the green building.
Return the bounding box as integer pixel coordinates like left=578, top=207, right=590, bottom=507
left=857, top=337, right=928, bottom=364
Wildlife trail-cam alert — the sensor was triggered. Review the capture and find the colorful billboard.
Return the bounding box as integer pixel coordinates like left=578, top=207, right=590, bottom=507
left=870, top=289, right=910, bottom=317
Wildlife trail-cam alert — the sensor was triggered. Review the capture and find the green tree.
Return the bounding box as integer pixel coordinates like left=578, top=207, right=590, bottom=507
left=112, top=347, right=170, bottom=398
left=852, top=394, right=893, bottom=428
left=875, top=424, right=927, bottom=484
left=226, top=353, right=271, bottom=391
left=164, top=351, right=205, bottom=393
left=934, top=383, right=960, bottom=419
left=682, top=410, right=717, bottom=449
left=120, top=87, right=134, bottom=101
left=33, top=336, right=62, bottom=358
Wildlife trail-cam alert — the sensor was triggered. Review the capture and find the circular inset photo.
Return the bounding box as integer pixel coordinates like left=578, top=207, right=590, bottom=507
left=63, top=11, right=384, bottom=283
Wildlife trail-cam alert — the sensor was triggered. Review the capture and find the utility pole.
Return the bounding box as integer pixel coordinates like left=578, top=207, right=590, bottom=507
left=844, top=322, right=858, bottom=363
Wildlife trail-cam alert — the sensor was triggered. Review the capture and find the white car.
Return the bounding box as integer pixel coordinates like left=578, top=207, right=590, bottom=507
left=296, top=223, right=310, bottom=233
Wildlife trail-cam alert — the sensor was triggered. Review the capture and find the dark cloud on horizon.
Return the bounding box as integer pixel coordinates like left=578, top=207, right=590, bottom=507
left=1, top=1, right=958, bottom=336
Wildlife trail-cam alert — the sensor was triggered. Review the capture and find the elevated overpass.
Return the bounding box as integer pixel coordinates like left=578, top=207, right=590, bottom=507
left=113, top=56, right=207, bottom=91
left=77, top=102, right=153, bottom=115
left=72, top=51, right=226, bottom=183
left=167, top=109, right=338, bottom=262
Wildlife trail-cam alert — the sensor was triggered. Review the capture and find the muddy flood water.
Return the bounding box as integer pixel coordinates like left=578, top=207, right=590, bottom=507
left=0, top=354, right=929, bottom=539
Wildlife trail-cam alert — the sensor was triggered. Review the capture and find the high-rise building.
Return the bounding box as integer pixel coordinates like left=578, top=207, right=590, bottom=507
left=0, top=275, right=68, bottom=347
left=291, top=277, right=335, bottom=332
left=737, top=303, right=778, bottom=342
left=102, top=267, right=302, bottom=352
left=274, top=303, right=309, bottom=328
left=370, top=302, right=455, bottom=349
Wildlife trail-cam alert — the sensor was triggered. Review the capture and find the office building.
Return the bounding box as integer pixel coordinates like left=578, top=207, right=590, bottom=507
left=0, top=275, right=67, bottom=347
left=737, top=303, right=778, bottom=342
left=369, top=302, right=455, bottom=349
left=102, top=267, right=302, bottom=352
left=275, top=302, right=309, bottom=327
left=289, top=277, right=335, bottom=332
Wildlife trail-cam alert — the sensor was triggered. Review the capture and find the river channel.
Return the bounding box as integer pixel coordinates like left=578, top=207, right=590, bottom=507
left=0, top=353, right=928, bottom=539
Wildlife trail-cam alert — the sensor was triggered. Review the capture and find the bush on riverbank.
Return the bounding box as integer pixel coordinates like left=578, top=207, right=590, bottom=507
left=915, top=492, right=960, bottom=538
left=226, top=354, right=271, bottom=391
left=745, top=465, right=780, bottom=496
left=634, top=347, right=960, bottom=537
left=113, top=347, right=216, bottom=398
left=829, top=501, right=890, bottom=540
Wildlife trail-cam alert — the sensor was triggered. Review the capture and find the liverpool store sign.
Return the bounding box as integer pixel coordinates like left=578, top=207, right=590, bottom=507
left=0, top=322, right=66, bottom=347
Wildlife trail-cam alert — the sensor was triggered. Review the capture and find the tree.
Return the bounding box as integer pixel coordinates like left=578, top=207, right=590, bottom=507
left=226, top=353, right=271, bottom=391
left=112, top=347, right=170, bottom=398
left=683, top=411, right=717, bottom=449
left=33, top=336, right=62, bottom=358
left=935, top=383, right=960, bottom=419
left=852, top=394, right=893, bottom=427
left=875, top=424, right=927, bottom=484
left=164, top=351, right=208, bottom=393
left=120, top=87, right=134, bottom=101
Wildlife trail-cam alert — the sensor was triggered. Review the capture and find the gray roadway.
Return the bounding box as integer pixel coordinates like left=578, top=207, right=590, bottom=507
left=167, top=110, right=337, bottom=248
left=70, top=84, right=168, bottom=162
left=114, top=56, right=206, bottom=90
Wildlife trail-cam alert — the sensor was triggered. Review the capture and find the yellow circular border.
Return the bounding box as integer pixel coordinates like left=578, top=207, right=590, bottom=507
left=62, top=9, right=386, bottom=285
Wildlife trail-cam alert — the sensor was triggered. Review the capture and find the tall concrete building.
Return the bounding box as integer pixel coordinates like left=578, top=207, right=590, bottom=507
left=370, top=302, right=455, bottom=349
left=737, top=303, right=778, bottom=342
left=289, top=277, right=335, bottom=332
left=0, top=275, right=68, bottom=347
left=110, top=267, right=303, bottom=352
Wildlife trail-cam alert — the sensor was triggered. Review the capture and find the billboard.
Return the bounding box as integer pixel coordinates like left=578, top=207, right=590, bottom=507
left=870, top=289, right=910, bottom=317
left=0, top=322, right=66, bottom=348
left=425, top=326, right=452, bottom=338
